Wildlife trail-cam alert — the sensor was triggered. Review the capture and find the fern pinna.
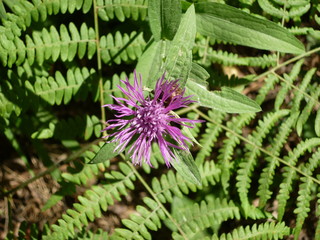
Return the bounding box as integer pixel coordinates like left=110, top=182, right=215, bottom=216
left=1, top=0, right=320, bottom=240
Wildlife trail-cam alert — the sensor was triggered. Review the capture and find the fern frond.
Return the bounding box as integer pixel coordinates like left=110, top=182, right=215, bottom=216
left=198, top=161, right=221, bottom=187
left=108, top=71, right=131, bottom=99
left=277, top=138, right=320, bottom=221
left=100, top=31, right=146, bottom=65
left=258, top=0, right=287, bottom=19
left=218, top=74, right=279, bottom=192
left=197, top=48, right=276, bottom=67
left=2, top=0, right=92, bottom=32
left=151, top=161, right=221, bottom=204
left=43, top=162, right=136, bottom=240
left=97, top=0, right=148, bottom=22
left=218, top=113, right=255, bottom=191
left=296, top=84, right=320, bottom=136
left=291, top=68, right=316, bottom=112
left=209, top=222, right=290, bottom=240
left=0, top=13, right=23, bottom=40
left=111, top=197, right=166, bottom=240
left=258, top=0, right=309, bottom=21
left=288, top=26, right=317, bottom=35
left=174, top=198, right=240, bottom=237
left=195, top=110, right=225, bottom=165
left=274, top=59, right=304, bottom=110
left=293, top=150, right=320, bottom=239
left=25, top=67, right=98, bottom=106
left=288, top=3, right=310, bottom=19
left=257, top=112, right=299, bottom=207
left=236, top=110, right=290, bottom=215
left=1, top=22, right=96, bottom=67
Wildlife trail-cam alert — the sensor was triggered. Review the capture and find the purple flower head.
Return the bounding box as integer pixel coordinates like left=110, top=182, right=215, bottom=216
left=102, top=71, right=202, bottom=167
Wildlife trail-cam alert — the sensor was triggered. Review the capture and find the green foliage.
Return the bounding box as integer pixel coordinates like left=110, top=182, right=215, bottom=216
left=1, top=0, right=320, bottom=240
left=100, top=31, right=146, bottom=65
left=257, top=112, right=298, bottom=207
left=195, top=45, right=277, bottom=68
left=276, top=138, right=320, bottom=221
left=110, top=197, right=166, bottom=239
left=195, top=110, right=226, bottom=165
left=236, top=109, right=290, bottom=215
left=209, top=222, right=290, bottom=240
left=97, top=0, right=148, bottom=22
left=43, top=162, right=136, bottom=240
left=172, top=198, right=240, bottom=235
left=1, top=22, right=97, bottom=67
left=258, top=0, right=310, bottom=21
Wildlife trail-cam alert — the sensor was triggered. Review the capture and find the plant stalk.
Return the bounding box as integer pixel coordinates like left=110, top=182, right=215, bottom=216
left=93, top=0, right=107, bottom=136
left=126, top=160, right=189, bottom=240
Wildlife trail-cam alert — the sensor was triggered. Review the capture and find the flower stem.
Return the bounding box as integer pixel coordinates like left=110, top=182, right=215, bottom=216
left=126, top=160, right=189, bottom=240
left=93, top=0, right=106, bottom=136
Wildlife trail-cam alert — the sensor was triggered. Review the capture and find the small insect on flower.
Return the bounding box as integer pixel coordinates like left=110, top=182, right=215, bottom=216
left=102, top=71, right=203, bottom=167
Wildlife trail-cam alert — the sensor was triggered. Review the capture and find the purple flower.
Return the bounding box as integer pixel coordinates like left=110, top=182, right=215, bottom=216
left=102, top=71, right=202, bottom=167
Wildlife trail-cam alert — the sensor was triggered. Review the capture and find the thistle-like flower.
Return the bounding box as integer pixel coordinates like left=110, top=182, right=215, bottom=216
left=103, top=71, right=202, bottom=167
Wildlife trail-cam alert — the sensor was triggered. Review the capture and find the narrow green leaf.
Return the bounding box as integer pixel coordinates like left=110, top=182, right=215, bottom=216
left=195, top=2, right=305, bottom=54
left=137, top=5, right=196, bottom=88
left=189, top=62, right=210, bottom=83
left=90, top=142, right=119, bottom=164
left=0, top=0, right=7, bottom=20
left=170, top=111, right=202, bottom=147
left=172, top=149, right=202, bottom=186
left=146, top=4, right=196, bottom=88
left=135, top=40, right=166, bottom=86
left=315, top=110, right=320, bottom=137
left=148, top=0, right=182, bottom=41
left=83, top=0, right=92, bottom=13
left=161, top=4, right=195, bottom=87
left=186, top=80, right=261, bottom=113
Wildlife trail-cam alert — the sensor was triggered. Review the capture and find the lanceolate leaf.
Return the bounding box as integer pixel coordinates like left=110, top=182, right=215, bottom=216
left=315, top=110, right=320, bottom=137
left=172, top=148, right=202, bottom=186
left=162, top=4, right=196, bottom=87
left=148, top=0, right=182, bottom=41
left=189, top=62, right=210, bottom=86
left=90, top=142, right=119, bottom=164
left=195, top=2, right=305, bottom=54
left=186, top=80, right=261, bottom=113
left=139, top=4, right=196, bottom=89
left=0, top=0, right=7, bottom=20
left=135, top=40, right=166, bottom=86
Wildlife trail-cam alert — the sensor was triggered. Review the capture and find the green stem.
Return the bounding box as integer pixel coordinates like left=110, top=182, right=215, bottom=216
left=125, top=159, right=189, bottom=240
left=276, top=2, right=287, bottom=65
left=254, top=46, right=320, bottom=81
left=193, top=108, right=320, bottom=186
left=175, top=103, right=199, bottom=115
left=93, top=0, right=106, bottom=136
